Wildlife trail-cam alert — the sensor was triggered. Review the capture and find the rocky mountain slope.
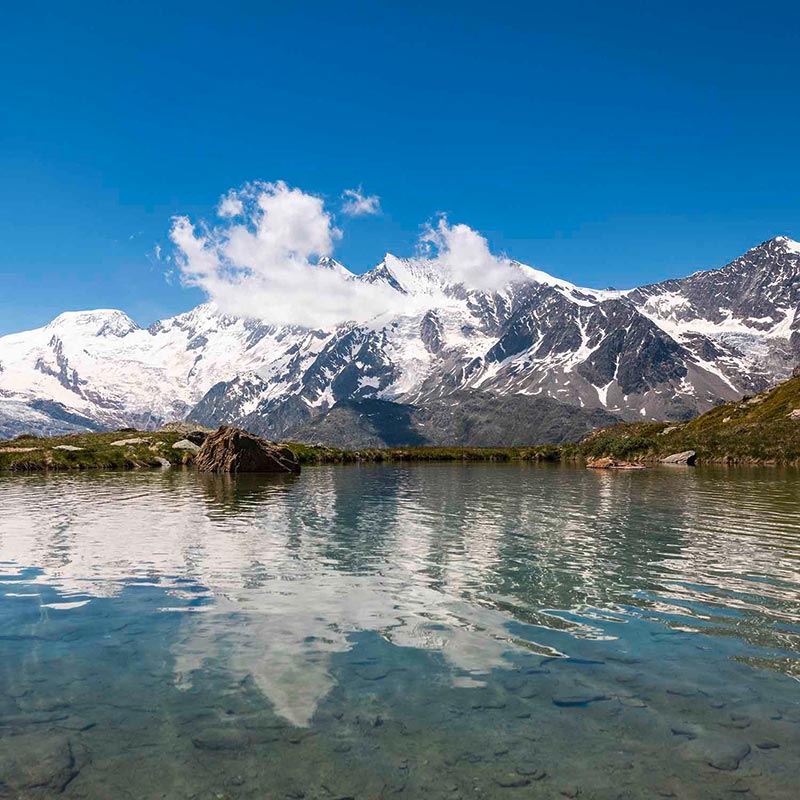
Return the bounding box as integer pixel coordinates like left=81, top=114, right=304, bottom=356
left=288, top=393, right=618, bottom=449
left=1, top=237, right=798, bottom=443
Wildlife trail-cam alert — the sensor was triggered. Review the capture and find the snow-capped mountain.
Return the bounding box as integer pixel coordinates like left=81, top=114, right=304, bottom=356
left=1, top=237, right=798, bottom=441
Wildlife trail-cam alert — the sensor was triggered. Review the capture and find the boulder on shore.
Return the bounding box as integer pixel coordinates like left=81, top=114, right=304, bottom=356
left=660, top=450, right=697, bottom=465
left=172, top=439, right=201, bottom=452
left=184, top=430, right=209, bottom=445
left=194, top=426, right=301, bottom=474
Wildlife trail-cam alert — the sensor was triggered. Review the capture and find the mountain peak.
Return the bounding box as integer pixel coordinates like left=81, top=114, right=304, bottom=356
left=770, top=235, right=800, bottom=254
left=45, top=309, right=140, bottom=337
left=316, top=256, right=353, bottom=278
left=358, top=254, right=445, bottom=295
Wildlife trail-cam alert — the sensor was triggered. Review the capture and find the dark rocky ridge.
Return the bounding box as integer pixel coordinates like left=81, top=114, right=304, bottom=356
left=287, top=392, right=618, bottom=449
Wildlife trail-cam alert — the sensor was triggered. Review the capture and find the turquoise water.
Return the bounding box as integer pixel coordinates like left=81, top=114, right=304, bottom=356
left=0, top=464, right=798, bottom=798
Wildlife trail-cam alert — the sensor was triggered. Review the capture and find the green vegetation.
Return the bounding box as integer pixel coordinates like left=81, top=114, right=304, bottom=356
left=0, top=429, right=201, bottom=471
left=3, top=376, right=800, bottom=470
left=0, top=429, right=562, bottom=471
left=289, top=442, right=562, bottom=465
left=570, top=375, right=800, bottom=465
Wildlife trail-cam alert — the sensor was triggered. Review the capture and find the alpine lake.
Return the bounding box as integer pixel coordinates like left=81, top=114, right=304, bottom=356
left=1, top=462, right=798, bottom=799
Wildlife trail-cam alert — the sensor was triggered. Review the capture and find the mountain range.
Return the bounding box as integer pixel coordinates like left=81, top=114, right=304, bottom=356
left=1, top=236, right=798, bottom=445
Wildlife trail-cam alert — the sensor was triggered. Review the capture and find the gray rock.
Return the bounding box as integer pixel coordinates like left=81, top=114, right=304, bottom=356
left=552, top=693, right=608, bottom=707
left=172, top=439, right=200, bottom=452
left=154, top=456, right=171, bottom=467
left=671, top=724, right=701, bottom=740
left=515, top=764, right=546, bottom=780
left=707, top=742, right=751, bottom=771
left=110, top=437, right=149, bottom=446
left=0, top=736, right=87, bottom=794
left=495, top=774, right=531, bottom=788
left=619, top=696, right=647, bottom=708
left=660, top=450, right=697, bottom=465
left=586, top=457, right=645, bottom=470
left=53, top=445, right=84, bottom=451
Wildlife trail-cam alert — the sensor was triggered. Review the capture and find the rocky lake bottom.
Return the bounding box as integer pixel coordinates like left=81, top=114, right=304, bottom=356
left=0, top=464, right=798, bottom=799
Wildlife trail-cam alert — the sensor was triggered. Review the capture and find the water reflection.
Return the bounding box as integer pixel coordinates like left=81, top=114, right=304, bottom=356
left=1, top=465, right=799, bottom=798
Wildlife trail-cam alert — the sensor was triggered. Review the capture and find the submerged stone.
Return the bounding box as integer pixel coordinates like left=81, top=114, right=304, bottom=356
left=515, top=764, right=546, bottom=780
left=192, top=727, right=250, bottom=751
left=495, top=773, right=531, bottom=788
left=707, top=742, right=751, bottom=771
left=552, top=693, right=608, bottom=707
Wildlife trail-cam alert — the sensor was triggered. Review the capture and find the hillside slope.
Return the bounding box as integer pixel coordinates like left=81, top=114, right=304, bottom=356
left=576, top=374, right=800, bottom=464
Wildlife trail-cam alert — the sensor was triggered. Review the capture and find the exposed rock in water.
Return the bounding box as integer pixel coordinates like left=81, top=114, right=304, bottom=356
left=660, top=450, right=697, bottom=465
left=586, top=457, right=645, bottom=470
left=195, top=426, right=300, bottom=474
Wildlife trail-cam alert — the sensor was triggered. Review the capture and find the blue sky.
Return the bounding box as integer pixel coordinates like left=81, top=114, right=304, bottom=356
left=2, top=1, right=799, bottom=334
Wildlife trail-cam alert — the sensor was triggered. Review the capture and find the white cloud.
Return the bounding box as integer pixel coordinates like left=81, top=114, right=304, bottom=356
left=217, top=190, right=244, bottom=218
left=170, top=181, right=400, bottom=327
left=341, top=186, right=381, bottom=217
left=420, top=216, right=524, bottom=291
left=170, top=181, right=531, bottom=327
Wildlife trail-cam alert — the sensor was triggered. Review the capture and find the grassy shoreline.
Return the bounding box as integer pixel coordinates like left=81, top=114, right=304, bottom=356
left=0, top=429, right=562, bottom=472
left=3, top=376, right=799, bottom=471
